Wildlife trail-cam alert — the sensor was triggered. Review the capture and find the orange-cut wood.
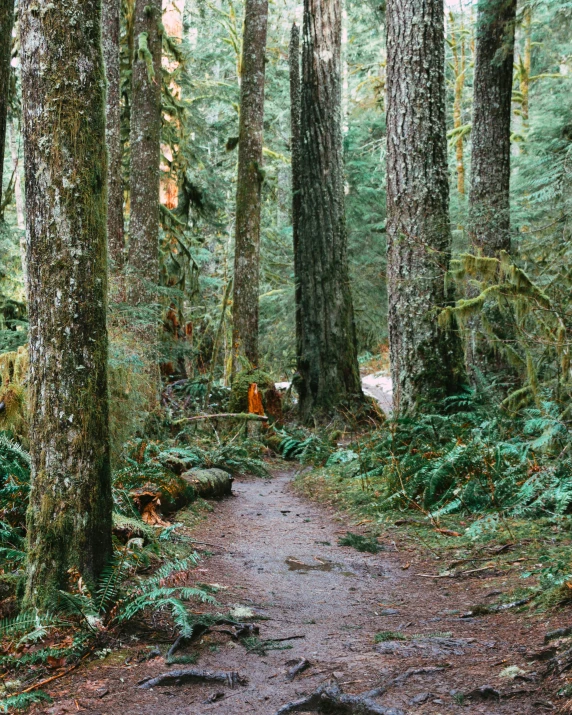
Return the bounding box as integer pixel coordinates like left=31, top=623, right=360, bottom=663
left=248, top=383, right=265, bottom=416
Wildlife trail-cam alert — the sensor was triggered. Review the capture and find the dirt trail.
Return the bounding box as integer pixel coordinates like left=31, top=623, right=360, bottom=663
left=46, top=469, right=561, bottom=715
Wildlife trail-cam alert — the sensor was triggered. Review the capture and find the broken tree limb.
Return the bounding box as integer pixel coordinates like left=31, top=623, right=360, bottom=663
left=274, top=683, right=403, bottom=715
left=138, top=668, right=247, bottom=689
left=173, top=413, right=269, bottom=425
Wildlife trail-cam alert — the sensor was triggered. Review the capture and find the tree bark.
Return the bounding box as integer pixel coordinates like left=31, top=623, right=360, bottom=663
left=386, top=0, right=465, bottom=415
left=128, top=0, right=162, bottom=305
left=20, top=0, right=112, bottom=606
left=289, top=23, right=302, bottom=369
left=469, top=0, right=517, bottom=256
left=102, top=0, right=125, bottom=270
left=231, top=0, right=269, bottom=372
left=296, top=0, right=363, bottom=423
left=0, top=0, right=15, bottom=202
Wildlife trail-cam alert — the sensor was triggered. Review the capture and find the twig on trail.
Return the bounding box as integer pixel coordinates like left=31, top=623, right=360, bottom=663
left=173, top=413, right=269, bottom=425
left=274, top=683, right=403, bottom=715
left=460, top=595, right=536, bottom=618
left=189, top=539, right=228, bottom=551
left=286, top=658, right=311, bottom=681
left=272, top=634, right=305, bottom=642
left=166, top=620, right=259, bottom=658
left=138, top=668, right=247, bottom=689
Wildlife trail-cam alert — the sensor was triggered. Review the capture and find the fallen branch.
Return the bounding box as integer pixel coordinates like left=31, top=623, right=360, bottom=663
left=274, top=683, right=403, bottom=714
left=460, top=595, right=534, bottom=618
left=286, top=658, right=311, bottom=681
left=173, top=413, right=269, bottom=425
left=138, top=668, right=247, bottom=689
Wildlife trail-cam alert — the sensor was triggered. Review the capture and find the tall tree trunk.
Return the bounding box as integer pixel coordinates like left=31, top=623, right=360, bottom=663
left=386, top=0, right=465, bottom=415
left=469, top=0, right=517, bottom=256
left=0, top=0, right=15, bottom=202
left=102, top=0, right=125, bottom=271
left=289, top=23, right=302, bottom=371
left=128, top=0, right=162, bottom=305
left=9, top=120, right=24, bottom=232
left=20, top=0, right=112, bottom=606
left=231, top=0, right=269, bottom=372
left=296, top=0, right=363, bottom=423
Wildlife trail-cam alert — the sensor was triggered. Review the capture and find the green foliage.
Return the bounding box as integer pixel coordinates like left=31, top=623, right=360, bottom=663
left=0, top=691, right=51, bottom=713
left=278, top=429, right=334, bottom=465
left=374, top=631, right=405, bottom=643
left=338, top=532, right=381, bottom=554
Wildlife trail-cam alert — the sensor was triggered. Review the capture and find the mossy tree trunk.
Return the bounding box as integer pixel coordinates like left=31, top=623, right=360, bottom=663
left=127, top=0, right=162, bottom=305
left=386, top=0, right=466, bottom=415
left=0, top=0, right=14, bottom=202
left=231, top=0, right=269, bottom=372
left=295, top=0, right=363, bottom=423
left=20, top=0, right=112, bottom=606
left=102, top=0, right=125, bottom=271
left=469, top=0, right=517, bottom=256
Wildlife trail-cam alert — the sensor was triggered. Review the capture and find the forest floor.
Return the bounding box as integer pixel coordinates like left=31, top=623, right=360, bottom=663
left=35, top=466, right=570, bottom=715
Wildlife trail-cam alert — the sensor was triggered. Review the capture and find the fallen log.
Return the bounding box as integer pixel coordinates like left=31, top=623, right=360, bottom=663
left=181, top=468, right=234, bottom=498
left=138, top=668, right=247, bottom=689
left=275, top=683, right=403, bottom=715
left=173, top=413, right=269, bottom=425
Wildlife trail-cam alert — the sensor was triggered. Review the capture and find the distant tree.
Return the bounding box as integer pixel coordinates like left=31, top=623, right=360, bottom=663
left=231, top=0, right=269, bottom=373
left=102, top=0, right=125, bottom=271
left=386, top=0, right=465, bottom=414
left=469, top=0, right=517, bottom=255
left=295, top=0, right=364, bottom=422
left=289, top=23, right=301, bottom=359
left=20, top=0, right=112, bottom=606
left=0, top=0, right=15, bottom=204
left=127, top=0, right=162, bottom=304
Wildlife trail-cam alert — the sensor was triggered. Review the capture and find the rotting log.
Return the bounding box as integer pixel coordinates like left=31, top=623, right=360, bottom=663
left=181, top=468, right=234, bottom=499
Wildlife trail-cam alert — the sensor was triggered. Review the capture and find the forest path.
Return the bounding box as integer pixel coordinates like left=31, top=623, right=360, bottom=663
left=46, top=469, right=556, bottom=715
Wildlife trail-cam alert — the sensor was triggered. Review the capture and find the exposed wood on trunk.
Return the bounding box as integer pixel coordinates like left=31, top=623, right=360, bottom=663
left=20, top=0, right=112, bottom=606
left=386, top=0, right=465, bottom=415
left=102, top=0, right=125, bottom=270
left=469, top=0, right=517, bottom=256
left=296, top=0, right=364, bottom=423
left=231, top=0, right=269, bottom=372
left=0, top=0, right=14, bottom=202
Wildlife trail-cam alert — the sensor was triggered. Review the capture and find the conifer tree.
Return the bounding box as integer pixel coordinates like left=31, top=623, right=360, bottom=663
left=295, top=0, right=364, bottom=422
left=0, top=0, right=15, bottom=203
left=102, top=0, right=125, bottom=271
left=469, top=0, right=517, bottom=255
left=20, top=0, right=112, bottom=606
left=231, top=0, right=269, bottom=372
left=128, top=0, right=162, bottom=304
left=386, top=0, right=465, bottom=414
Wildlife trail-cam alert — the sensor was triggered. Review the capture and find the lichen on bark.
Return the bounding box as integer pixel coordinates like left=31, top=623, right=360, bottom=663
left=20, top=0, right=112, bottom=606
left=102, top=0, right=125, bottom=271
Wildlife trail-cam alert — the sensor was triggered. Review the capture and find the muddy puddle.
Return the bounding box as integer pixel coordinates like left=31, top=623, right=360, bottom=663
left=285, top=555, right=355, bottom=576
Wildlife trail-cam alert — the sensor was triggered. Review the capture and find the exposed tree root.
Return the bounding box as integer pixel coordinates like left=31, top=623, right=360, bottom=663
left=138, top=668, right=247, bottom=689
left=274, top=683, right=404, bottom=714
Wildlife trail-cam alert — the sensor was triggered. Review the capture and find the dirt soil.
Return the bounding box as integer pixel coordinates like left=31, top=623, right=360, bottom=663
left=40, top=468, right=570, bottom=714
